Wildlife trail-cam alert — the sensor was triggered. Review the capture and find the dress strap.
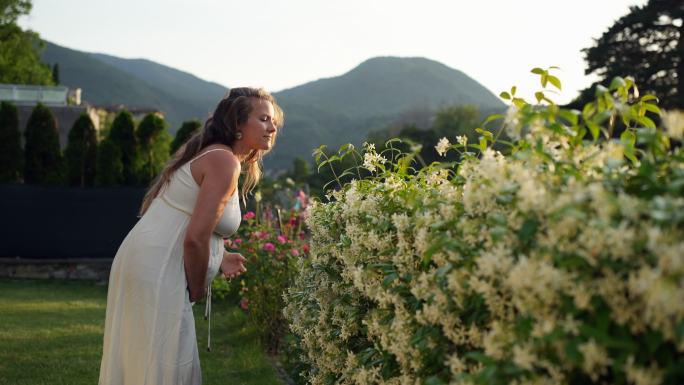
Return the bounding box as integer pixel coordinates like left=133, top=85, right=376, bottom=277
left=188, top=148, right=233, bottom=165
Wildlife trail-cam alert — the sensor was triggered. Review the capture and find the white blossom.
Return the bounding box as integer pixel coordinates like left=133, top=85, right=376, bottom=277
left=662, top=109, right=684, bottom=140
left=435, top=137, right=450, bottom=156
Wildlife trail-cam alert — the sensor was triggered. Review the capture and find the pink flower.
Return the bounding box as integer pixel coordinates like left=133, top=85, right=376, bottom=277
left=234, top=238, right=242, bottom=245
left=291, top=249, right=300, bottom=257
left=263, top=242, right=276, bottom=252
left=239, top=298, right=249, bottom=310
left=299, top=231, right=306, bottom=240
left=277, top=235, right=287, bottom=244
left=242, top=211, right=256, bottom=220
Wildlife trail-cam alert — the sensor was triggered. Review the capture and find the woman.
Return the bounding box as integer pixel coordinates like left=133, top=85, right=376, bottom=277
left=99, top=87, right=283, bottom=384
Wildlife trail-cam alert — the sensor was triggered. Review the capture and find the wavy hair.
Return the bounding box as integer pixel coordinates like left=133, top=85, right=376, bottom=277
left=139, top=87, right=283, bottom=215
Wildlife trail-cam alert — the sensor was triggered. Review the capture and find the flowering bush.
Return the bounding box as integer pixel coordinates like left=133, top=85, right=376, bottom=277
left=226, top=192, right=310, bottom=353
left=284, top=71, right=684, bottom=385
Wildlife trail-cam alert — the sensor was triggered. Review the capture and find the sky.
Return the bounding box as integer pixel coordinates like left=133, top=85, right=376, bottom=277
left=19, top=0, right=648, bottom=105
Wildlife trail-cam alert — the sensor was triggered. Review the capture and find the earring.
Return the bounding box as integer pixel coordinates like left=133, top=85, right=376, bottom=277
left=235, top=131, right=243, bottom=140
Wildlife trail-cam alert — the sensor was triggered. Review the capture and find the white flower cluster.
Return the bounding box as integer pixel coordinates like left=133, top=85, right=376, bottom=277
left=360, top=142, right=388, bottom=173
left=435, top=137, right=451, bottom=157
left=285, top=106, right=684, bottom=385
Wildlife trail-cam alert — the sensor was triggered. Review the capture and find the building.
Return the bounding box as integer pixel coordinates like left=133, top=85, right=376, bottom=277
left=0, top=84, right=164, bottom=148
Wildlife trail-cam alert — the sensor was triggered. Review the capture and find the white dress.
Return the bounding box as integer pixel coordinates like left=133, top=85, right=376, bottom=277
left=99, top=148, right=241, bottom=385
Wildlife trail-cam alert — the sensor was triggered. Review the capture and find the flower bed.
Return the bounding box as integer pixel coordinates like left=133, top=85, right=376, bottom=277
left=222, top=190, right=310, bottom=353
left=284, top=74, right=684, bottom=385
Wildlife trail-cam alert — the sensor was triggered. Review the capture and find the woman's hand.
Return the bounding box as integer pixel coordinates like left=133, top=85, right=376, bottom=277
left=221, top=251, right=247, bottom=279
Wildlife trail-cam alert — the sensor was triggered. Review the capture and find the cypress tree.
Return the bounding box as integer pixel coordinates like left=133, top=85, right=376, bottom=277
left=170, top=120, right=201, bottom=154
left=109, top=110, right=138, bottom=185
left=95, top=138, right=124, bottom=186
left=52, top=63, right=60, bottom=85
left=65, top=114, right=97, bottom=187
left=24, top=103, right=63, bottom=184
left=0, top=101, right=22, bottom=182
left=137, top=113, right=170, bottom=184
left=95, top=138, right=123, bottom=186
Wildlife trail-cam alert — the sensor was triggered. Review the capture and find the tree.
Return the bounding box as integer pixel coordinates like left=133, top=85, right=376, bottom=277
left=170, top=120, right=201, bottom=154
left=24, top=103, right=62, bottom=184
left=0, top=101, right=22, bottom=182
left=432, top=105, right=481, bottom=140
left=137, top=113, right=171, bottom=184
left=65, top=114, right=97, bottom=187
left=51, top=62, right=59, bottom=85
left=0, top=0, right=53, bottom=85
left=95, top=138, right=123, bottom=186
left=291, top=156, right=311, bottom=183
left=580, top=0, right=683, bottom=109
left=108, top=110, right=139, bottom=185
left=0, top=0, right=31, bottom=25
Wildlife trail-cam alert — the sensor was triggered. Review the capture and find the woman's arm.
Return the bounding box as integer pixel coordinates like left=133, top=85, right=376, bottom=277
left=183, top=150, right=240, bottom=301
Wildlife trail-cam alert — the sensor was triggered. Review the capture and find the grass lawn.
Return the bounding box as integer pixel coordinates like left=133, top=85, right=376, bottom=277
left=0, top=279, right=283, bottom=385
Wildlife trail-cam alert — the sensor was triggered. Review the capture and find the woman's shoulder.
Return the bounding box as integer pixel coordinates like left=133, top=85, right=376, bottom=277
left=192, top=145, right=240, bottom=174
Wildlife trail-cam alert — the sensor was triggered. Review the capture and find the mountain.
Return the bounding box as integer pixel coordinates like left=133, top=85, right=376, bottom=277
left=41, top=42, right=227, bottom=130
left=267, top=56, right=505, bottom=170
left=277, top=56, right=503, bottom=119
left=41, top=43, right=504, bottom=171
left=89, top=53, right=227, bottom=116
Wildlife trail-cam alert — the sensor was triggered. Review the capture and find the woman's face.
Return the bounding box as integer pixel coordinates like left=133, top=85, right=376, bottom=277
left=239, top=99, right=277, bottom=151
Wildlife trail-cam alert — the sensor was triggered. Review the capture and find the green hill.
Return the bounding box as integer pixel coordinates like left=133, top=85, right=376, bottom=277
left=277, top=56, right=503, bottom=118
left=267, top=57, right=505, bottom=171
left=41, top=44, right=504, bottom=172
left=89, top=52, right=227, bottom=118
left=41, top=42, right=226, bottom=130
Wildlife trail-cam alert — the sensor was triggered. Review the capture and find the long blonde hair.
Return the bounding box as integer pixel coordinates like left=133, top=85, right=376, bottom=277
left=139, top=87, right=284, bottom=215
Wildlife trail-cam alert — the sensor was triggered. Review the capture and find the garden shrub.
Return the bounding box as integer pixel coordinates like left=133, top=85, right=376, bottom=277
left=284, top=72, right=684, bottom=385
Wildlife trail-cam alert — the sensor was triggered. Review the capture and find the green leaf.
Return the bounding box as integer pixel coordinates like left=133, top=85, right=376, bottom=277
left=642, top=103, right=661, bottom=115
left=610, top=76, right=626, bottom=89
left=531, top=67, right=544, bottom=75
left=518, top=217, right=539, bottom=246
left=638, top=116, right=656, bottom=129
left=479, top=137, right=488, bottom=152
left=483, top=114, right=504, bottom=127
left=621, top=130, right=636, bottom=147
left=338, top=143, right=353, bottom=154
left=512, top=98, right=526, bottom=108
left=511, top=86, right=517, bottom=96
left=317, top=159, right=330, bottom=172
left=547, top=75, right=562, bottom=90
left=465, top=351, right=496, bottom=365
left=595, top=85, right=609, bottom=97
left=424, top=376, right=447, bottom=385
left=640, top=94, right=658, bottom=103
left=535, top=92, right=544, bottom=103
left=586, top=120, right=600, bottom=140
left=558, top=109, right=579, bottom=126
left=475, top=127, right=493, bottom=139
left=499, top=91, right=511, bottom=100
left=582, top=102, right=596, bottom=120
